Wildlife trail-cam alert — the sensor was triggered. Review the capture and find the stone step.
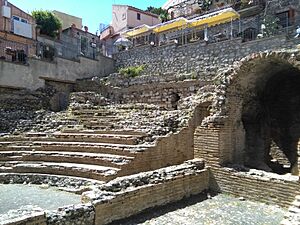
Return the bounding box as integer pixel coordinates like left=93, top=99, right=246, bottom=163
left=0, top=141, right=147, bottom=156
left=81, top=123, right=152, bottom=132
left=60, top=129, right=148, bottom=136
left=52, top=132, right=142, bottom=145
left=0, top=132, right=144, bottom=145
left=77, top=116, right=121, bottom=122
left=80, top=120, right=117, bottom=129
left=70, top=107, right=162, bottom=117
left=0, top=151, right=134, bottom=168
left=0, top=161, right=119, bottom=181
left=71, top=110, right=117, bottom=117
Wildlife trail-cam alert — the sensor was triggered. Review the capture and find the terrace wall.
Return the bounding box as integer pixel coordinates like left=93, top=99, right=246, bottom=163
left=114, top=36, right=300, bottom=76
left=0, top=55, right=115, bottom=90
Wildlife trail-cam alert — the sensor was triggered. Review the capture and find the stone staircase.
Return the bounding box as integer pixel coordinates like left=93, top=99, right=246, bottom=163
left=0, top=98, right=193, bottom=183
left=69, top=103, right=186, bottom=136
left=0, top=130, right=149, bottom=182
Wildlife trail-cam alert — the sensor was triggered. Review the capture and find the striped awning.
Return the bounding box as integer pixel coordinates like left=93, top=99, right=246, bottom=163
left=123, top=25, right=151, bottom=37
left=122, top=8, right=240, bottom=38
left=190, top=8, right=240, bottom=28
left=153, top=17, right=188, bottom=33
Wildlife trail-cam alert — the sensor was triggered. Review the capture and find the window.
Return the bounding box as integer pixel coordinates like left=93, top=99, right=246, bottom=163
left=277, top=9, right=295, bottom=28
left=122, top=13, right=126, bottom=20
left=12, top=15, right=19, bottom=21
left=12, top=15, right=28, bottom=24
left=137, top=13, right=141, bottom=20
left=21, top=18, right=28, bottom=23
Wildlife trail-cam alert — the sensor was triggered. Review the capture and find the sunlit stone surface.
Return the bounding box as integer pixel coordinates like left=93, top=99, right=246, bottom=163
left=0, top=184, right=81, bottom=215
left=115, top=194, right=286, bottom=225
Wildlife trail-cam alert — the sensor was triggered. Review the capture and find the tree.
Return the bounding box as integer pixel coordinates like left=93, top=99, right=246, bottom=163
left=32, top=10, right=62, bottom=37
left=146, top=6, right=170, bottom=22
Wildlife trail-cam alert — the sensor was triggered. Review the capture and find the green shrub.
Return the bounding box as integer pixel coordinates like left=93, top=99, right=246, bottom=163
left=32, top=10, right=62, bottom=37
left=119, top=65, right=145, bottom=78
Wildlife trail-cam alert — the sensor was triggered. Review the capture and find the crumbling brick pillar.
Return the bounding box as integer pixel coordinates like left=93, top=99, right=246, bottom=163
left=194, top=124, right=233, bottom=168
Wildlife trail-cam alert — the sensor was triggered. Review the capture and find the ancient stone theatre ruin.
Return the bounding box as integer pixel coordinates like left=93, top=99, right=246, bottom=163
left=1, top=0, right=300, bottom=224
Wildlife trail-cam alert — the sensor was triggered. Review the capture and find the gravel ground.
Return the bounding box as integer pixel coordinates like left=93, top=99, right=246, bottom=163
left=111, top=193, right=286, bottom=225
left=0, top=184, right=81, bottom=215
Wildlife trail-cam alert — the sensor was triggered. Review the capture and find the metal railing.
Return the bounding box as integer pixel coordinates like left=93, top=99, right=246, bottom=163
left=122, top=12, right=300, bottom=51
left=0, top=38, right=28, bottom=64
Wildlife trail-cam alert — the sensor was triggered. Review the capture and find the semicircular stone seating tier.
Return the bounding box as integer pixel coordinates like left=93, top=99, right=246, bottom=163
left=0, top=101, right=195, bottom=182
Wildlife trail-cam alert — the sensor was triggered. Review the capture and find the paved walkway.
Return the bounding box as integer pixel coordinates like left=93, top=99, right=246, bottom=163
left=111, top=193, right=286, bottom=225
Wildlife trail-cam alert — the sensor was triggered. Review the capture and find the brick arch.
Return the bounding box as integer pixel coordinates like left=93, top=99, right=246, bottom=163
left=197, top=50, right=300, bottom=174
left=220, top=51, right=300, bottom=174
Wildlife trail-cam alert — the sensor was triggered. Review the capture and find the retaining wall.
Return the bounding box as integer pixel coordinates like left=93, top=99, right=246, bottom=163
left=0, top=55, right=115, bottom=90
left=115, top=36, right=300, bottom=76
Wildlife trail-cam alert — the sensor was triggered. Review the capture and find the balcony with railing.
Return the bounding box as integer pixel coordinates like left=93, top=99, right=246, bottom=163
left=0, top=37, right=28, bottom=64
left=11, top=17, right=33, bottom=39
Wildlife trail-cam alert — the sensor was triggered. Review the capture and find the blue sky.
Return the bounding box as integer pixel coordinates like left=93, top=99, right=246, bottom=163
left=9, top=0, right=166, bottom=34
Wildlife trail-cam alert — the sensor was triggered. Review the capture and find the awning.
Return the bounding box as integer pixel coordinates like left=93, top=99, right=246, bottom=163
left=153, top=18, right=188, bottom=33
left=190, top=8, right=240, bottom=28
left=122, top=8, right=240, bottom=38
left=123, top=25, right=151, bottom=37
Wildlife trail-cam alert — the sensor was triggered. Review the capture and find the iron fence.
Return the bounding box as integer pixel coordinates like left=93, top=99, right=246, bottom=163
left=37, top=34, right=100, bottom=62
left=124, top=11, right=300, bottom=51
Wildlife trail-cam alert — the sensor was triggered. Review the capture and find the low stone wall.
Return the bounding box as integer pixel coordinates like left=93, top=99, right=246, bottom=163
left=0, top=55, right=115, bottom=90
left=114, top=36, right=300, bottom=76
left=110, top=80, right=208, bottom=109
left=2, top=208, right=46, bottom=225
left=75, top=74, right=210, bottom=109
left=194, top=125, right=300, bottom=208
left=210, top=167, right=300, bottom=208
left=1, top=160, right=209, bottom=225
left=46, top=204, right=95, bottom=225
left=0, top=173, right=102, bottom=191
left=86, top=159, right=208, bottom=225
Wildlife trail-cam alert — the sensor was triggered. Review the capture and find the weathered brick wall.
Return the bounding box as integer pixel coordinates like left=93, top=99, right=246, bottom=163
left=194, top=125, right=234, bottom=167
left=210, top=167, right=300, bottom=208
left=0, top=31, right=36, bottom=56
left=115, top=36, right=300, bottom=76
left=93, top=166, right=209, bottom=225
left=120, top=127, right=195, bottom=176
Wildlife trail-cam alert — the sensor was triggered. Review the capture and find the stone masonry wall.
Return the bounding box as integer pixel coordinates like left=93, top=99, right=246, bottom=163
left=210, top=167, right=300, bottom=208
left=1, top=160, right=209, bottom=225
left=0, top=55, right=115, bottom=90
left=88, top=160, right=208, bottom=225
left=115, top=36, right=300, bottom=76
left=75, top=74, right=210, bottom=109
left=194, top=124, right=300, bottom=208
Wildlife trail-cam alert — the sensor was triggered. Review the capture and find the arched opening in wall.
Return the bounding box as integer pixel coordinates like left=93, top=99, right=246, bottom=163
left=242, top=65, right=300, bottom=175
